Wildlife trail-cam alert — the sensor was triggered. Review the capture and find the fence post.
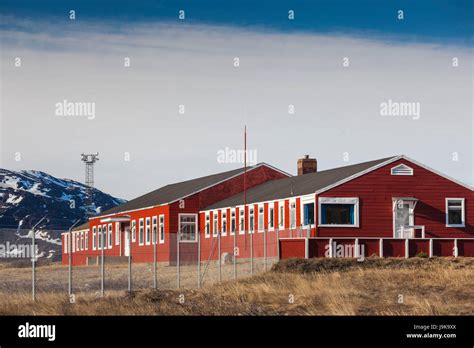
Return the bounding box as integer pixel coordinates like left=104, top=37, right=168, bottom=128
left=329, top=238, right=333, bottom=258
left=153, top=227, right=157, bottom=290
left=68, top=219, right=80, bottom=298
left=177, top=231, right=180, bottom=289
left=128, top=227, right=132, bottom=292
left=405, top=238, right=409, bottom=259
left=233, top=228, right=237, bottom=280
left=30, top=216, right=45, bottom=302
left=68, top=232, right=72, bottom=297
left=197, top=231, right=201, bottom=288
left=429, top=239, right=433, bottom=258
left=454, top=238, right=458, bottom=257
left=379, top=238, right=384, bottom=257
left=101, top=228, right=104, bottom=297
left=250, top=229, right=253, bottom=275
left=264, top=228, right=267, bottom=272
left=218, top=231, right=221, bottom=283
left=31, top=228, right=36, bottom=301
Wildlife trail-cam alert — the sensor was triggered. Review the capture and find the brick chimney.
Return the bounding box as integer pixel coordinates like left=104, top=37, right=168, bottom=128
left=297, top=155, right=317, bottom=175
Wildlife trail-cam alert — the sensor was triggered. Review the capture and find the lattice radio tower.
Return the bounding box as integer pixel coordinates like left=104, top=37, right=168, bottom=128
left=81, top=153, right=99, bottom=216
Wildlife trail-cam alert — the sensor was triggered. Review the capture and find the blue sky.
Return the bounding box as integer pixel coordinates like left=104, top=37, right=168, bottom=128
left=1, top=0, right=472, bottom=45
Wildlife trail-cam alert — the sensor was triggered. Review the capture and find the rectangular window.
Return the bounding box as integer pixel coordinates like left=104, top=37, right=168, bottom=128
left=230, top=210, right=236, bottom=235
left=131, top=220, right=136, bottom=242
left=179, top=214, right=197, bottom=242
left=152, top=216, right=157, bottom=244
left=80, top=232, right=84, bottom=250
left=72, top=232, right=76, bottom=252
left=159, top=215, right=165, bottom=243
left=321, top=204, right=353, bottom=224
left=92, top=226, right=96, bottom=250
left=63, top=234, right=68, bottom=254
left=139, top=219, right=144, bottom=245
left=222, top=212, right=227, bottom=236
left=205, top=213, right=210, bottom=238
left=303, top=203, right=315, bottom=225
left=85, top=230, right=88, bottom=250
left=239, top=209, right=245, bottom=235
left=446, top=198, right=465, bottom=227
left=318, top=197, right=359, bottom=227
left=146, top=217, right=151, bottom=245
left=258, top=206, right=264, bottom=232
left=115, top=222, right=120, bottom=246
left=98, top=226, right=102, bottom=249
left=279, top=204, right=285, bottom=229
left=108, top=224, right=113, bottom=248
left=269, top=206, right=274, bottom=230
left=213, top=212, right=218, bottom=237
left=102, top=225, right=107, bottom=249
left=290, top=202, right=296, bottom=228
left=249, top=208, right=254, bottom=233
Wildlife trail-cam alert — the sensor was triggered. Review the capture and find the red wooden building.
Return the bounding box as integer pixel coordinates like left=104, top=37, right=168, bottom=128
left=62, top=155, right=474, bottom=265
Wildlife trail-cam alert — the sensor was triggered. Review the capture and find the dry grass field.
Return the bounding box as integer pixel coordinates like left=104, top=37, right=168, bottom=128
left=0, top=257, right=472, bottom=315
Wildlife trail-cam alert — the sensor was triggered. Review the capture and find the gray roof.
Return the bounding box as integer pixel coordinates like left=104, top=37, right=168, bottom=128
left=203, top=156, right=396, bottom=210
left=72, top=221, right=89, bottom=231
left=92, top=163, right=283, bottom=219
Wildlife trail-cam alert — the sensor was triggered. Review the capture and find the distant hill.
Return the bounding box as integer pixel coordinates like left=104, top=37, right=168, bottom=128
left=0, top=168, right=126, bottom=261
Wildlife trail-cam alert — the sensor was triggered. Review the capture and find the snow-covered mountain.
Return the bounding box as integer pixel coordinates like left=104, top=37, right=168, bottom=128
left=0, top=168, right=126, bottom=261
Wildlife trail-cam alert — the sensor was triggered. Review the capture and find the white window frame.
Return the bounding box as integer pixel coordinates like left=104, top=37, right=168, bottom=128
left=391, top=164, right=414, bottom=176
left=205, top=212, right=210, bottom=238
left=278, top=201, right=285, bottom=229
left=239, top=207, right=245, bottom=235
left=213, top=211, right=218, bottom=237
left=159, top=215, right=165, bottom=244
left=258, top=205, right=264, bottom=232
left=64, top=234, right=68, bottom=254
left=152, top=216, right=158, bottom=245
left=139, top=218, right=144, bottom=246
left=445, top=198, right=465, bottom=228
left=115, top=222, right=120, bottom=246
left=249, top=207, right=255, bottom=234
left=80, top=232, right=84, bottom=251
left=301, top=195, right=316, bottom=228
left=230, top=209, right=236, bottom=236
left=222, top=211, right=227, bottom=236
left=268, top=204, right=275, bottom=231
left=85, top=230, right=88, bottom=250
left=131, top=220, right=136, bottom=242
left=145, top=217, right=151, bottom=245
left=102, top=225, right=107, bottom=249
left=72, top=232, right=76, bottom=252
left=108, top=223, right=113, bottom=249
left=290, top=200, right=296, bottom=229
left=318, top=197, right=360, bottom=228
left=97, top=226, right=102, bottom=250
left=178, top=213, right=198, bottom=242
left=92, top=226, right=96, bottom=250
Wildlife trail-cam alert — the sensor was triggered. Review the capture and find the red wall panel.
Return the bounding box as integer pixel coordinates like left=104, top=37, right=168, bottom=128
left=317, top=159, right=474, bottom=239
left=280, top=239, right=306, bottom=259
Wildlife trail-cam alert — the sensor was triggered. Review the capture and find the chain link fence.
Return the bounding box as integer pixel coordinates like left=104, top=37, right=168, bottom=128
left=0, top=226, right=310, bottom=300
